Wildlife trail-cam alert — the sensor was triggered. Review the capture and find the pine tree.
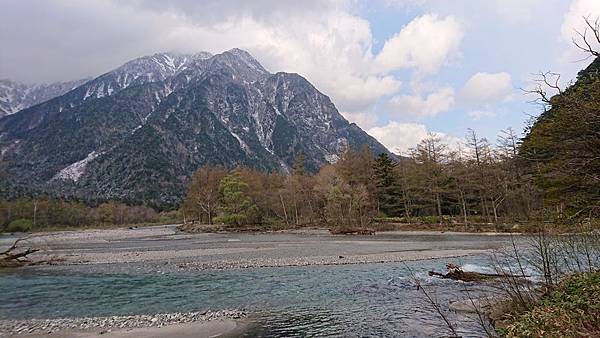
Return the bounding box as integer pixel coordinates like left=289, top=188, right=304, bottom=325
left=372, top=153, right=403, bottom=217
left=292, top=151, right=307, bottom=176
left=216, top=171, right=260, bottom=226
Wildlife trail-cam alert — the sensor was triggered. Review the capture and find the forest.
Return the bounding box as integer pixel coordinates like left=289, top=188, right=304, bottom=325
left=179, top=129, right=551, bottom=232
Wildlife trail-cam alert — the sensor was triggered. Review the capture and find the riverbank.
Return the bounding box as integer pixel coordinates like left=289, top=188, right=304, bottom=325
left=494, top=271, right=600, bottom=337
left=0, top=310, right=247, bottom=337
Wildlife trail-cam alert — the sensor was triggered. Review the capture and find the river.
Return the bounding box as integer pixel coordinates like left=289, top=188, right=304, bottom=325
left=0, top=229, right=520, bottom=337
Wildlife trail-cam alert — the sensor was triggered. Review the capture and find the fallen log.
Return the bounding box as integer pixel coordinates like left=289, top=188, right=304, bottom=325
left=429, top=264, right=530, bottom=282
left=3, top=247, right=40, bottom=261
left=0, top=236, right=44, bottom=268
left=329, top=227, right=375, bottom=235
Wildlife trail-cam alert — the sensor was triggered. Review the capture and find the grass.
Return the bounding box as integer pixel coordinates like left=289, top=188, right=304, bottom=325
left=498, top=271, right=600, bottom=338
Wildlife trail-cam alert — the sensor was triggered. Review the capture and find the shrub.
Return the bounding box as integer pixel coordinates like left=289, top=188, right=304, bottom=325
left=6, top=219, right=33, bottom=232
left=501, top=271, right=600, bottom=337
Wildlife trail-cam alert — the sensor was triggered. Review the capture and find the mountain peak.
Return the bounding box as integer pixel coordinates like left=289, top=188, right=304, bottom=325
left=193, top=51, right=213, bottom=59
left=225, top=48, right=254, bottom=57
left=217, top=48, right=269, bottom=76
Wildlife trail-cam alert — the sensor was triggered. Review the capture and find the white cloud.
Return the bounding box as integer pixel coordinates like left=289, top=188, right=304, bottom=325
left=495, top=0, right=543, bottom=23
left=375, top=14, right=464, bottom=74
left=0, top=1, right=467, bottom=116
left=368, top=121, right=462, bottom=154
left=459, top=72, right=512, bottom=105
left=368, top=122, right=430, bottom=154
left=468, top=110, right=496, bottom=120
left=554, top=0, right=600, bottom=86
left=386, top=87, right=455, bottom=118
left=561, top=0, right=600, bottom=44
left=341, top=111, right=378, bottom=129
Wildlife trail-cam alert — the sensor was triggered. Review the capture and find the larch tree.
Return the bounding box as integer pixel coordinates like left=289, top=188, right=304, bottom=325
left=185, top=166, right=227, bottom=224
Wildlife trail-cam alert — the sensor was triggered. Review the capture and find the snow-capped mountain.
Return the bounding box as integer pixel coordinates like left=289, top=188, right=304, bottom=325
left=0, top=49, right=391, bottom=207
left=0, top=79, right=88, bottom=118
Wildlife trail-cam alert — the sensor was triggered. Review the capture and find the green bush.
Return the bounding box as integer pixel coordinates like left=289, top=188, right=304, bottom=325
left=6, top=219, right=33, bottom=232
left=501, top=271, right=600, bottom=337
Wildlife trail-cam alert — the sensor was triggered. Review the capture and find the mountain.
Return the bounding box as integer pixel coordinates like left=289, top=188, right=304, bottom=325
left=0, top=49, right=391, bottom=208
left=0, top=78, right=88, bottom=118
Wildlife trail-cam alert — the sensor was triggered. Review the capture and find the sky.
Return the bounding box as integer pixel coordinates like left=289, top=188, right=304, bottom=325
left=1, top=0, right=600, bottom=154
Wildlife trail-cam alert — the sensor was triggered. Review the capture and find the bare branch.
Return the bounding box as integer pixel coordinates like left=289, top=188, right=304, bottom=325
left=572, top=16, right=600, bottom=57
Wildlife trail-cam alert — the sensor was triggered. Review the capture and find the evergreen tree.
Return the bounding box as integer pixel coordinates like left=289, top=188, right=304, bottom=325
left=217, top=171, right=260, bottom=226
left=292, top=151, right=307, bottom=176
left=372, top=153, right=402, bottom=216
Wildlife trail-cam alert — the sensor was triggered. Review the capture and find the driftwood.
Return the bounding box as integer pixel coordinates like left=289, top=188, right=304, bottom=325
left=329, top=228, right=375, bottom=235
left=0, top=236, right=46, bottom=268
left=429, top=264, right=530, bottom=282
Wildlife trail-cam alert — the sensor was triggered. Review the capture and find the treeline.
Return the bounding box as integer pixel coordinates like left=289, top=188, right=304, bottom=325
left=0, top=199, right=163, bottom=232
left=183, top=127, right=545, bottom=230
left=183, top=148, right=376, bottom=229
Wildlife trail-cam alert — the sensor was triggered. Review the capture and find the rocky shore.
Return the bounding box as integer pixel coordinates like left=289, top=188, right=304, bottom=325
left=0, top=310, right=247, bottom=336
left=176, top=249, right=486, bottom=270
left=3, top=226, right=503, bottom=271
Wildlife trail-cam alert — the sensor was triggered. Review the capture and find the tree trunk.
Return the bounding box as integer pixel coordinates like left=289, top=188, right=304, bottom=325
left=279, top=194, right=290, bottom=227
left=480, top=194, right=490, bottom=223
left=403, top=190, right=412, bottom=223
left=435, top=192, right=442, bottom=223
left=492, top=199, right=499, bottom=224
left=207, top=201, right=212, bottom=225
left=33, top=200, right=38, bottom=228
left=460, top=190, right=468, bottom=226
left=294, top=197, right=299, bottom=226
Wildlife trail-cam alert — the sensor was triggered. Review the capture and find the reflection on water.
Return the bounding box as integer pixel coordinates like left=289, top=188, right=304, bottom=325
left=0, top=257, right=499, bottom=337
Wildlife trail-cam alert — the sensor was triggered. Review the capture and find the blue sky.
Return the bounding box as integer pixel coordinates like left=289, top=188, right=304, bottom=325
left=354, top=0, right=597, bottom=152
left=1, top=0, right=599, bottom=153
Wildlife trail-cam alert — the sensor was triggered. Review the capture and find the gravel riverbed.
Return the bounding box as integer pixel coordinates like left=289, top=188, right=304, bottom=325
left=0, top=310, right=247, bottom=336
left=5, top=225, right=507, bottom=271
left=177, top=249, right=487, bottom=270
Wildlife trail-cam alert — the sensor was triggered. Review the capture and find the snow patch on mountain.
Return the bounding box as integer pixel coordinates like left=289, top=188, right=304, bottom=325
left=0, top=78, right=88, bottom=117
left=54, top=151, right=102, bottom=182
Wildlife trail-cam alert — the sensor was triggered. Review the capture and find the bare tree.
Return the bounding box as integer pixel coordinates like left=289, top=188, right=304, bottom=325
left=185, top=166, right=228, bottom=225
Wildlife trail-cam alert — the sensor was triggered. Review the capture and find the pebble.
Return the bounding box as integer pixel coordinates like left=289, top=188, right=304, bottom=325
left=175, top=251, right=479, bottom=271
left=0, top=310, right=247, bottom=336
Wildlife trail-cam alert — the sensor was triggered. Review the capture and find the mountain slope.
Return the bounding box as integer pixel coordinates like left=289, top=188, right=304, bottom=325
left=0, top=49, right=391, bottom=208
left=0, top=78, right=88, bottom=118
left=520, top=57, right=600, bottom=212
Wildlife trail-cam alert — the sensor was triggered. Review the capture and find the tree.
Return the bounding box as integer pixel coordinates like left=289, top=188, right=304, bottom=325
left=411, top=133, right=448, bottom=220
left=336, top=145, right=374, bottom=187
left=216, top=171, right=260, bottom=226
left=372, top=153, right=402, bottom=216
left=185, top=166, right=227, bottom=224
left=466, top=129, right=494, bottom=222
left=292, top=151, right=307, bottom=176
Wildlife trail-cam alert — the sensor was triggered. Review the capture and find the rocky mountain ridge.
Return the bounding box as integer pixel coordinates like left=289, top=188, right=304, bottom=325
left=0, top=48, right=391, bottom=208
left=0, top=78, right=88, bottom=118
